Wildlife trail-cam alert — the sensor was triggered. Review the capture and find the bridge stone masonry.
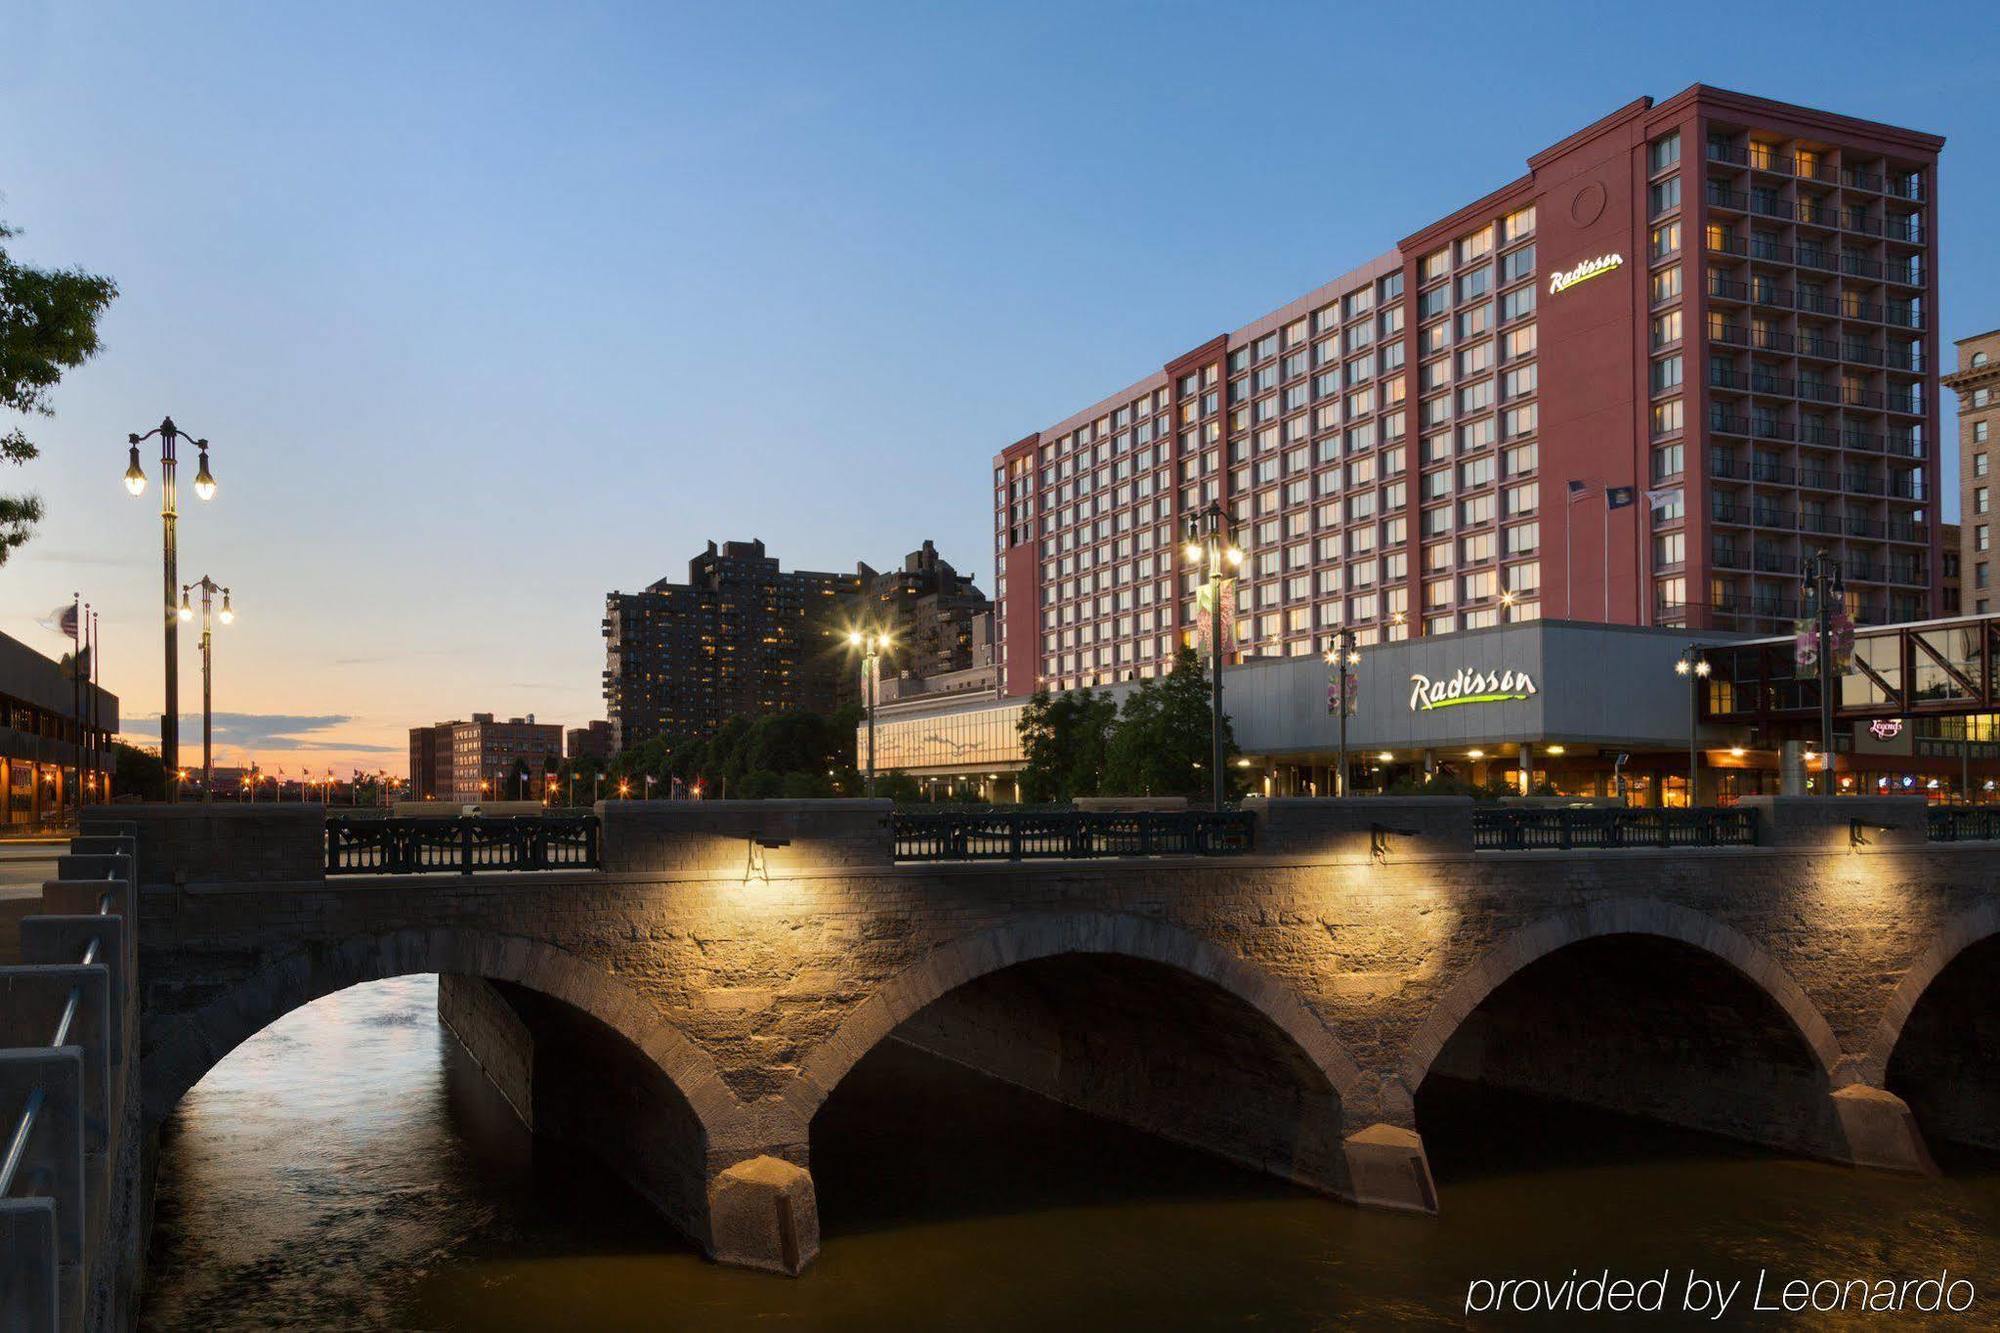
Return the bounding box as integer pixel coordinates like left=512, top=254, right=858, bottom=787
left=4, top=795, right=1997, bottom=1317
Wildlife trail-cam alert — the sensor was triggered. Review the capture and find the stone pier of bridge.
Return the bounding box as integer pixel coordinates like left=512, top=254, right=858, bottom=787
left=16, top=794, right=1997, bottom=1297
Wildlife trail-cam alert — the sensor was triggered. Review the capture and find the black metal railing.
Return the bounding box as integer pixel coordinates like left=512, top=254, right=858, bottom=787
left=326, top=814, right=601, bottom=874
left=892, top=809, right=1255, bottom=861
left=1472, top=807, right=1757, bottom=851
left=1928, top=808, right=2000, bottom=843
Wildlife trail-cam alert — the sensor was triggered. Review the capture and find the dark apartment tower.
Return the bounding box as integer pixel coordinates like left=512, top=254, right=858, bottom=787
left=603, top=539, right=863, bottom=752
left=852, top=539, right=993, bottom=682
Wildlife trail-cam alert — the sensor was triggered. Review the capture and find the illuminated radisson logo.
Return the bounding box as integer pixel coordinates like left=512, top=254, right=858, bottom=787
left=1547, top=253, right=1624, bottom=295
left=1409, top=668, right=1539, bottom=712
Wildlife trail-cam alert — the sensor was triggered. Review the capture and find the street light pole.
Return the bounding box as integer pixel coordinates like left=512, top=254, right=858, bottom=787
left=1183, top=500, right=1243, bottom=812
left=178, top=577, right=233, bottom=803
left=847, top=629, right=893, bottom=799
left=1802, top=550, right=1844, bottom=791
left=123, top=418, right=218, bottom=797
left=1326, top=629, right=1359, bottom=797
left=1674, top=645, right=1710, bottom=806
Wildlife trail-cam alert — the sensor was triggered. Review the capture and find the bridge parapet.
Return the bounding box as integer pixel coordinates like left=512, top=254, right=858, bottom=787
left=596, top=799, right=895, bottom=875
left=82, top=805, right=322, bottom=888
left=1245, top=796, right=1475, bottom=859
left=1737, top=795, right=1929, bottom=848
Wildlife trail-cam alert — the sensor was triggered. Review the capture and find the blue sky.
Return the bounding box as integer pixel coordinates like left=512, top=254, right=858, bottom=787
left=1, top=1, right=1993, bottom=772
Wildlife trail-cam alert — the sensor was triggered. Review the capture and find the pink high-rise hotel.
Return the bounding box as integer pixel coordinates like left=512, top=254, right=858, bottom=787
left=991, top=86, right=1942, bottom=698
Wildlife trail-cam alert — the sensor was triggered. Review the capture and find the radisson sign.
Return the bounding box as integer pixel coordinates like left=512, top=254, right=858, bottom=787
left=1409, top=668, right=1539, bottom=712
left=1547, top=253, right=1624, bottom=295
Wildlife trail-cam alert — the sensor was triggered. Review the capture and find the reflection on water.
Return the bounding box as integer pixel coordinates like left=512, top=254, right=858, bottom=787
left=145, top=976, right=2000, bottom=1331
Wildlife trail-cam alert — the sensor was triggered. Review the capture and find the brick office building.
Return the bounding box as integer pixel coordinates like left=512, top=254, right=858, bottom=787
left=1945, top=329, right=2000, bottom=614
left=991, top=86, right=1942, bottom=699
left=408, top=713, right=563, bottom=802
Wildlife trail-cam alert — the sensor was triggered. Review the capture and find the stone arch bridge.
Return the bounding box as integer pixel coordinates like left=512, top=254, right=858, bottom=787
left=32, top=795, right=2000, bottom=1293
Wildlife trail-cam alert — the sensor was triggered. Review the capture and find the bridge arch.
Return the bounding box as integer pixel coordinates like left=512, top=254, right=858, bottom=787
left=143, top=926, right=738, bottom=1137
left=1398, top=897, right=1844, bottom=1101
left=791, top=911, right=1362, bottom=1123
left=1861, top=900, right=2000, bottom=1086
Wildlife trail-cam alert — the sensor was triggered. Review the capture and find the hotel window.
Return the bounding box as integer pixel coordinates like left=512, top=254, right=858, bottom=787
left=1459, top=418, right=1497, bottom=452
left=1651, top=354, right=1683, bottom=393
left=1651, top=399, right=1684, bottom=439
left=1503, top=325, right=1537, bottom=361
left=1976, top=453, right=1989, bottom=478
left=1651, top=310, right=1682, bottom=349
left=1459, top=456, right=1495, bottom=489
left=1501, top=404, right=1537, bottom=440
left=1976, top=422, right=1991, bottom=444
left=1649, top=221, right=1680, bottom=260
left=1504, top=482, right=1538, bottom=517
left=1460, top=532, right=1496, bottom=564
left=1457, top=303, right=1493, bottom=339
left=1422, top=357, right=1453, bottom=391
left=1457, top=267, right=1492, bottom=302
left=1649, top=177, right=1681, bottom=218
left=1421, top=505, right=1451, bottom=537
left=1503, top=365, right=1537, bottom=400
left=1499, top=286, right=1535, bottom=323
left=1505, top=522, right=1540, bottom=556
left=1978, top=526, right=1989, bottom=553
left=1500, top=244, right=1535, bottom=284
left=1380, top=272, right=1404, bottom=301
left=1421, top=469, right=1452, bottom=500
left=1650, top=265, right=1682, bottom=304
left=1654, top=532, right=1686, bottom=569
left=1458, top=226, right=1494, bottom=264
left=1503, top=442, right=1538, bottom=476
left=1462, top=570, right=1498, bottom=602
left=1425, top=578, right=1453, bottom=609
left=1978, top=487, right=1990, bottom=516
left=1652, top=442, right=1684, bottom=479
left=1420, top=249, right=1450, bottom=283
left=1419, top=322, right=1450, bottom=355
left=1459, top=380, right=1494, bottom=414
left=1500, top=205, right=1535, bottom=244
left=1460, top=494, right=1496, bottom=526
left=1649, top=131, right=1681, bottom=174
left=1457, top=342, right=1493, bottom=378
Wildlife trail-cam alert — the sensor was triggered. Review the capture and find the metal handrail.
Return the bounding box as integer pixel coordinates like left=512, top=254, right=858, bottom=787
left=1471, top=807, right=1757, bottom=851
left=0, top=874, right=116, bottom=1197
left=327, top=814, right=601, bottom=875
left=892, top=809, right=1256, bottom=861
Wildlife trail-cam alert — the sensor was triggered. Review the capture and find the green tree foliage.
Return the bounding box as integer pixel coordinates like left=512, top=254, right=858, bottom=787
left=111, top=742, right=164, bottom=801
left=1103, top=648, right=1241, bottom=799
left=595, top=706, right=864, bottom=800
left=0, top=220, right=118, bottom=565
left=1016, top=687, right=1114, bottom=802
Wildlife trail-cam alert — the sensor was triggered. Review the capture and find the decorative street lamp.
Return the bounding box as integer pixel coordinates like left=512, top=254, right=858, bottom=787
left=178, top=576, right=233, bottom=803
left=1801, top=550, right=1845, bottom=786
left=123, top=418, right=218, bottom=796
left=1673, top=645, right=1711, bottom=807
left=847, top=628, right=894, bottom=798
left=1325, top=629, right=1360, bottom=797
left=1181, top=500, right=1243, bottom=811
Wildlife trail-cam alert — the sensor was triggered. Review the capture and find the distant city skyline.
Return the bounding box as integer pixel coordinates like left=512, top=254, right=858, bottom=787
left=1, top=1, right=1994, bottom=774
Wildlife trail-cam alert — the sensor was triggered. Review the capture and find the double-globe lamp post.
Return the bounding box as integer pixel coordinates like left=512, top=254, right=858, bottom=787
left=848, top=628, right=893, bottom=799
left=1325, top=628, right=1360, bottom=798
left=176, top=577, right=233, bottom=803
left=1673, top=646, right=1710, bottom=807
left=1181, top=500, right=1243, bottom=812
left=123, top=418, right=218, bottom=799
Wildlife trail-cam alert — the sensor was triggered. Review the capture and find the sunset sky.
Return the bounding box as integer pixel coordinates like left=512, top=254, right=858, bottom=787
left=2, top=1, right=1993, bottom=776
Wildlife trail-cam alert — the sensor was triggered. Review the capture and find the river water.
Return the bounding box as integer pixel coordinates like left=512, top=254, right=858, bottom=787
left=142, top=976, right=2000, bottom=1330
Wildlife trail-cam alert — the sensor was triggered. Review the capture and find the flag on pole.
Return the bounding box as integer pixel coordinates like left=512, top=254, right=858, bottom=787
left=1606, top=486, right=1637, bottom=509
left=1566, top=479, right=1592, bottom=500
left=1646, top=486, right=1684, bottom=511
left=39, top=604, right=79, bottom=639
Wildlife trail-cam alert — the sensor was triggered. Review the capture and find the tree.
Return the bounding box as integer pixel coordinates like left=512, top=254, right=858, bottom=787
left=111, top=741, right=164, bottom=801
left=1103, top=648, right=1242, bottom=800
left=0, top=220, right=118, bottom=565
left=1016, top=687, right=1115, bottom=802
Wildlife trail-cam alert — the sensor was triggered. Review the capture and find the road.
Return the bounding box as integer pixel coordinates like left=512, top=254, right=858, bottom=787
left=0, top=844, right=63, bottom=901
